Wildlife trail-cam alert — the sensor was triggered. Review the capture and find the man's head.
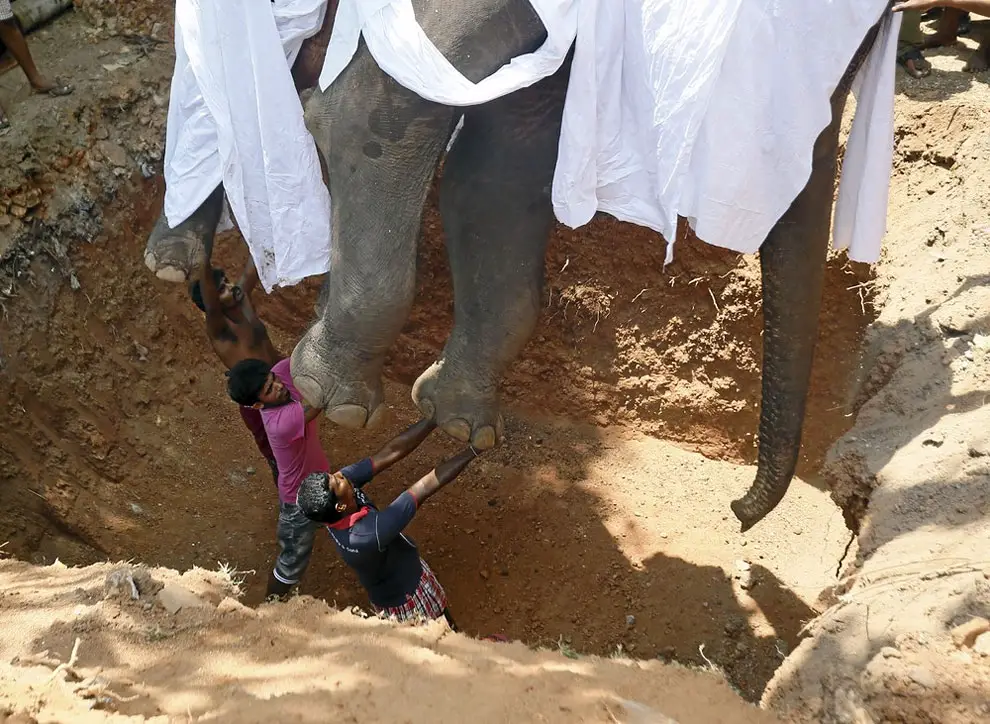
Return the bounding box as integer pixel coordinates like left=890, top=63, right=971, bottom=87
left=298, top=471, right=357, bottom=523
left=226, top=358, right=290, bottom=408
left=190, top=267, right=242, bottom=312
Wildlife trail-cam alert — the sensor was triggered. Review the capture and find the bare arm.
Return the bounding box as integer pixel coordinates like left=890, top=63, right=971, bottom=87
left=407, top=446, right=480, bottom=507
left=300, top=398, right=323, bottom=424
left=237, top=255, right=261, bottom=298
left=199, top=265, right=228, bottom=338
left=893, top=0, right=990, bottom=14
left=369, top=419, right=438, bottom=474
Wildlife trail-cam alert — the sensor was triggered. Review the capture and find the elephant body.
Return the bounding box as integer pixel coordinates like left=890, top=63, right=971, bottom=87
left=146, top=0, right=886, bottom=531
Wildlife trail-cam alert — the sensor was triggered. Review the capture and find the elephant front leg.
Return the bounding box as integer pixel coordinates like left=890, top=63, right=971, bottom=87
left=291, top=50, right=454, bottom=426
left=412, top=69, right=569, bottom=449
left=144, top=184, right=225, bottom=282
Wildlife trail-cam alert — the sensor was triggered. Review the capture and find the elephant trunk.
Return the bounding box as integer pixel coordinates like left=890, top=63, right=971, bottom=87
left=730, top=104, right=845, bottom=533
left=730, top=19, right=881, bottom=532
left=731, top=216, right=832, bottom=532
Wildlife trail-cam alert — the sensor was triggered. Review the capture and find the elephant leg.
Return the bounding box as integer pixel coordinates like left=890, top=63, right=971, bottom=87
left=411, top=65, right=569, bottom=449
left=144, top=184, right=224, bottom=283
left=731, top=26, right=881, bottom=531
left=292, top=0, right=550, bottom=427
left=291, top=54, right=455, bottom=427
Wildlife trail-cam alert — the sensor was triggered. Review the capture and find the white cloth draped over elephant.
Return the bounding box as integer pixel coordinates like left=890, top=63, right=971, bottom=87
left=322, top=0, right=900, bottom=265
left=163, top=0, right=899, bottom=293
left=164, top=0, right=331, bottom=292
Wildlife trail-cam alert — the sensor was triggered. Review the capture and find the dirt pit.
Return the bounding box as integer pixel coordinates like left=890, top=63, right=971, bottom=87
left=0, top=171, right=857, bottom=705
left=0, top=7, right=875, bottom=707
left=2, top=6, right=990, bottom=724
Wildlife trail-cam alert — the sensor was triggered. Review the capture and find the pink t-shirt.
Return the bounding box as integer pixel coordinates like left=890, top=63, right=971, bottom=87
left=261, top=358, right=330, bottom=504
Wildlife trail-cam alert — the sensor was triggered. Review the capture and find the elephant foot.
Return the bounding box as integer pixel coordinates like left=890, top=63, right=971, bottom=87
left=411, top=357, right=504, bottom=450
left=144, top=187, right=224, bottom=282
left=289, top=324, right=387, bottom=430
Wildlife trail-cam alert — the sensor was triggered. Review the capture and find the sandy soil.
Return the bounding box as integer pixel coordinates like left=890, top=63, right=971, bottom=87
left=0, top=5, right=988, bottom=723
left=0, top=559, right=778, bottom=724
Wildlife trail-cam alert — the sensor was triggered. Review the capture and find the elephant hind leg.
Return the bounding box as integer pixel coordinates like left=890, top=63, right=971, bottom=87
left=144, top=184, right=224, bottom=283
left=412, top=65, right=569, bottom=449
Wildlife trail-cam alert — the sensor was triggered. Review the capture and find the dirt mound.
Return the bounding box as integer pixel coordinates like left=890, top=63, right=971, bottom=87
left=0, top=559, right=777, bottom=723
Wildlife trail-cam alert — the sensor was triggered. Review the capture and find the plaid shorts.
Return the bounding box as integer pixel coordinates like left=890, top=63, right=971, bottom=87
left=272, top=501, right=318, bottom=586
left=373, top=559, right=448, bottom=624
left=0, top=0, right=12, bottom=22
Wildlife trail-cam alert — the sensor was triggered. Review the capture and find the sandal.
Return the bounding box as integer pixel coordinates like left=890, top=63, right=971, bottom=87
left=32, top=79, right=74, bottom=97
left=0, top=114, right=9, bottom=136
left=897, top=47, right=931, bottom=79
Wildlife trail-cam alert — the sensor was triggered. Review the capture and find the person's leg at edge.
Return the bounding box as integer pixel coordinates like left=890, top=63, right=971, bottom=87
left=0, top=18, right=72, bottom=95
left=267, top=501, right=318, bottom=600
left=897, top=9, right=931, bottom=78
left=924, top=7, right=962, bottom=49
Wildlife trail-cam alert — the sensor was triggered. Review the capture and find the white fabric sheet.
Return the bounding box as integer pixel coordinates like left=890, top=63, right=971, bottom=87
left=320, top=0, right=898, bottom=265
left=164, top=0, right=331, bottom=292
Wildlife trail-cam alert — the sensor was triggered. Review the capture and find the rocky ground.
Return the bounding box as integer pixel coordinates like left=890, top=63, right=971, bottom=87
left=0, top=4, right=988, bottom=723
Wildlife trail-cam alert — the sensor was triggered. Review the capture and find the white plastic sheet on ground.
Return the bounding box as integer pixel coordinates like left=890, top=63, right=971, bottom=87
left=164, top=0, right=331, bottom=292
left=321, top=0, right=899, bottom=265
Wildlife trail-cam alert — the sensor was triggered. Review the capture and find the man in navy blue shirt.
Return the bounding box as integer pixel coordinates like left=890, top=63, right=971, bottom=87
left=297, top=418, right=482, bottom=628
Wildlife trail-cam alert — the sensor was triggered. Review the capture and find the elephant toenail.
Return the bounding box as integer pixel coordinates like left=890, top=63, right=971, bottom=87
left=328, top=403, right=369, bottom=428
left=442, top=418, right=472, bottom=442
left=291, top=372, right=326, bottom=411
left=154, top=265, right=190, bottom=283
left=366, top=402, right=388, bottom=429
left=472, top=426, right=497, bottom=450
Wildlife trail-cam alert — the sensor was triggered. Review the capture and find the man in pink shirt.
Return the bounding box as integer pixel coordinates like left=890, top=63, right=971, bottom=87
left=227, top=356, right=329, bottom=600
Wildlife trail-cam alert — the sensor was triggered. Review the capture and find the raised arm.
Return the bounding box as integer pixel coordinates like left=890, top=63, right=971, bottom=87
left=369, top=445, right=482, bottom=549
left=237, top=254, right=261, bottom=298
left=406, top=446, right=480, bottom=507
left=300, top=396, right=323, bottom=424
left=199, top=265, right=228, bottom=338
left=369, top=418, right=438, bottom=474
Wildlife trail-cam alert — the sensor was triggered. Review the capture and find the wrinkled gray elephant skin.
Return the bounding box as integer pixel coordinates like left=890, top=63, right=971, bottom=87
left=144, top=0, right=886, bottom=532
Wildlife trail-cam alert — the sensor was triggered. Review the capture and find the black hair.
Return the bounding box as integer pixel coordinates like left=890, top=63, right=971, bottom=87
left=189, top=268, right=227, bottom=312
left=226, top=358, right=272, bottom=406
left=298, top=471, right=345, bottom=524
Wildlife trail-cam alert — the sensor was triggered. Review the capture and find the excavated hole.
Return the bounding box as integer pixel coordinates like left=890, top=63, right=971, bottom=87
left=0, top=176, right=879, bottom=703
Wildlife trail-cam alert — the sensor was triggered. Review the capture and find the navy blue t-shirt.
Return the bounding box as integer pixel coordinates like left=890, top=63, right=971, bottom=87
left=325, top=457, right=424, bottom=608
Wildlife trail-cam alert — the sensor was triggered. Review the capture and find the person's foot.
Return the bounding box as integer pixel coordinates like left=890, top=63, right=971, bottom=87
left=898, top=47, right=932, bottom=78
left=30, top=77, right=73, bottom=97
left=964, top=49, right=989, bottom=73
left=0, top=109, right=9, bottom=136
